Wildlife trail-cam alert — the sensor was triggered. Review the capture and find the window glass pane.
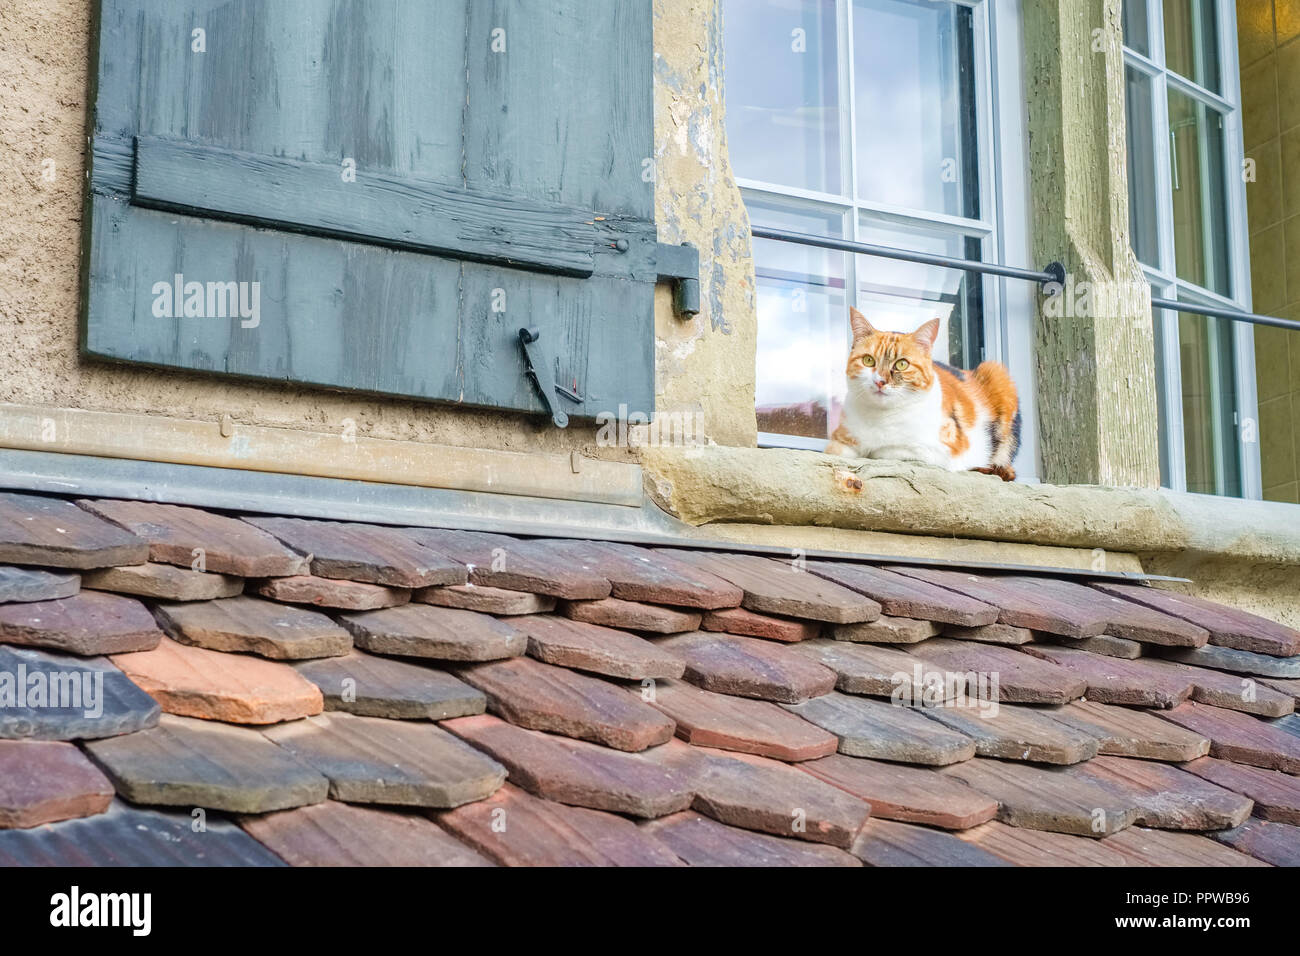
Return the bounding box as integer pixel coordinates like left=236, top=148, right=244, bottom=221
left=855, top=217, right=984, bottom=368
left=748, top=199, right=849, bottom=439
left=1178, top=310, right=1241, bottom=496
left=1125, top=67, right=1160, bottom=266
left=1167, top=89, right=1230, bottom=295
left=1163, top=0, right=1220, bottom=92
left=723, top=0, right=842, bottom=194
left=852, top=0, right=978, bottom=218
left=1123, top=0, right=1150, bottom=56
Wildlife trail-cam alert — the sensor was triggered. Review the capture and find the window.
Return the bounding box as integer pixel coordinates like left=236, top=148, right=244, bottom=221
left=723, top=0, right=1036, bottom=479
left=1123, top=0, right=1260, bottom=496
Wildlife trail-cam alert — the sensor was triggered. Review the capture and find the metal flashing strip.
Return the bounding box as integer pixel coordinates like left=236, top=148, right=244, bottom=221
left=0, top=448, right=1187, bottom=584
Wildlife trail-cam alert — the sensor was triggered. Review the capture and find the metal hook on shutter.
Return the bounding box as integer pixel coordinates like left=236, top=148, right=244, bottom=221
left=518, top=327, right=570, bottom=428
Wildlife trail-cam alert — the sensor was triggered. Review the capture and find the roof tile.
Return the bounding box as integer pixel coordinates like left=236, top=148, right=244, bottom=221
left=0, top=493, right=147, bottom=569
left=783, top=693, right=976, bottom=765
left=0, top=740, right=114, bottom=829
left=0, top=646, right=160, bottom=740
left=84, top=714, right=329, bottom=813
left=290, top=651, right=485, bottom=720
left=1171, top=660, right=1296, bottom=717
left=655, top=631, right=836, bottom=703
left=639, top=810, right=862, bottom=866
left=1157, top=642, right=1300, bottom=678
left=1050, top=700, right=1211, bottom=761
left=1042, top=632, right=1143, bottom=659
left=254, top=575, right=410, bottom=610
left=263, top=712, right=505, bottom=808
left=154, top=596, right=351, bottom=660
left=1181, top=756, right=1300, bottom=825
left=642, top=678, right=837, bottom=761
left=110, top=637, right=324, bottom=724
left=1068, top=755, right=1252, bottom=830
left=788, top=639, right=965, bottom=702
left=831, top=615, right=939, bottom=644
left=339, top=603, right=524, bottom=661
left=77, top=498, right=303, bottom=576
left=245, top=516, right=466, bottom=588
left=1103, top=826, right=1269, bottom=866
left=940, top=622, right=1034, bottom=645
left=807, top=561, right=998, bottom=626
left=1020, top=645, right=1193, bottom=707
left=561, top=597, right=701, bottom=634
left=1260, top=675, right=1300, bottom=703
left=239, top=801, right=492, bottom=866
left=921, top=701, right=1100, bottom=765
left=957, top=820, right=1129, bottom=866
left=443, top=714, right=692, bottom=818
left=1210, top=818, right=1300, bottom=866
left=850, top=818, right=1012, bottom=866
left=464, top=657, right=675, bottom=752
left=402, top=528, right=610, bottom=599
left=800, top=754, right=997, bottom=829
left=1159, top=701, right=1300, bottom=773
left=700, top=606, right=821, bottom=643
left=658, top=550, right=880, bottom=623
left=416, top=584, right=554, bottom=615
left=1093, top=582, right=1300, bottom=657
left=434, top=783, right=684, bottom=866
left=82, top=563, right=242, bottom=601
left=539, top=540, right=744, bottom=609
left=910, top=639, right=1088, bottom=704
left=511, top=614, right=685, bottom=680
left=0, top=566, right=80, bottom=604
left=0, top=591, right=162, bottom=656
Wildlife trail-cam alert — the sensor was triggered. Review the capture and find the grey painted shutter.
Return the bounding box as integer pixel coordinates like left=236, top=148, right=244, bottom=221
left=83, top=0, right=656, bottom=423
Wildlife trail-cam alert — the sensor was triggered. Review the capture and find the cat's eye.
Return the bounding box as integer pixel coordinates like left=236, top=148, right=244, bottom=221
left=894, top=358, right=910, bottom=371
left=861, top=356, right=875, bottom=367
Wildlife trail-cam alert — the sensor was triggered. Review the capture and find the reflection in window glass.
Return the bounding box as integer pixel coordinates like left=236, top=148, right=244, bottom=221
left=723, top=0, right=841, bottom=194
left=1167, top=89, right=1229, bottom=296
left=1163, top=0, right=1220, bottom=92
left=852, top=0, right=978, bottom=218
left=1178, top=310, right=1240, bottom=496
left=1125, top=67, right=1160, bottom=266
left=749, top=200, right=849, bottom=439
left=1123, top=0, right=1150, bottom=56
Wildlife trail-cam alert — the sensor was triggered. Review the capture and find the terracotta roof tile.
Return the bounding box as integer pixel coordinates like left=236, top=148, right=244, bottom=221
left=402, top=528, right=610, bottom=599
left=510, top=614, right=685, bottom=680
left=0, top=493, right=148, bottom=569
left=807, top=561, right=998, bottom=626
left=1103, top=826, right=1270, bottom=866
left=416, top=584, right=555, bottom=615
left=1068, top=755, right=1253, bottom=830
left=245, top=516, right=466, bottom=588
left=239, top=801, right=492, bottom=866
left=154, top=595, right=351, bottom=660
left=444, top=714, right=692, bottom=818
left=110, top=637, right=324, bottom=724
left=434, top=783, right=684, bottom=866
left=1020, top=645, right=1193, bottom=707
left=84, top=714, right=329, bottom=813
left=958, top=820, right=1129, bottom=866
left=832, top=615, right=939, bottom=644
left=909, top=639, right=1088, bottom=704
left=700, top=606, right=822, bottom=643
left=639, top=810, right=862, bottom=866
left=921, top=702, right=1101, bottom=765
left=77, top=498, right=303, bottom=576
left=0, top=800, right=285, bottom=866
left=1157, top=642, right=1300, bottom=678
left=659, top=550, right=880, bottom=623
left=1260, top=675, right=1300, bottom=703
left=464, top=657, right=675, bottom=752
left=788, top=639, right=964, bottom=702
left=642, top=678, right=837, bottom=761
left=290, top=651, right=485, bottom=720
left=263, top=712, right=505, bottom=808
left=783, top=693, right=976, bottom=765
left=254, top=575, right=410, bottom=610
left=654, top=631, right=836, bottom=703
left=1093, top=582, right=1300, bottom=657
left=941, top=622, right=1034, bottom=645
left=0, top=591, right=162, bottom=656
left=0, top=566, right=80, bottom=604
left=81, top=562, right=242, bottom=601
left=339, top=603, right=524, bottom=661
left=1169, top=660, right=1296, bottom=717
left=1044, top=632, right=1143, bottom=659
left=1181, top=756, right=1300, bottom=824
left=562, top=597, right=701, bottom=633
left=642, top=741, right=871, bottom=848
left=1050, top=700, right=1211, bottom=761
left=1274, top=713, right=1300, bottom=740
left=0, top=646, right=160, bottom=740
left=538, top=540, right=744, bottom=609
left=1210, top=818, right=1300, bottom=866
left=0, top=740, right=114, bottom=829
left=1159, top=701, right=1300, bottom=773
left=939, top=757, right=1140, bottom=837
left=800, top=754, right=997, bottom=829
left=850, top=818, right=1012, bottom=866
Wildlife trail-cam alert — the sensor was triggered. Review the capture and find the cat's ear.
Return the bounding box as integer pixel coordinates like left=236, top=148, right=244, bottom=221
left=849, top=307, right=875, bottom=341
left=912, top=317, right=941, bottom=353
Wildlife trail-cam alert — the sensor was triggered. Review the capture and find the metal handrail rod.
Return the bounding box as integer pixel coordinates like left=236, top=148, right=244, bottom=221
left=1150, top=296, right=1300, bottom=332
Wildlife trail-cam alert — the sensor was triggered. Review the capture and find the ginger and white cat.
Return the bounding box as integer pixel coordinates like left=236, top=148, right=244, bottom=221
left=824, top=309, right=1021, bottom=481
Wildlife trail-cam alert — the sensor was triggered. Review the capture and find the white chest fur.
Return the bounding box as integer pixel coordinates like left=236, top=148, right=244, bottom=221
left=839, top=380, right=991, bottom=470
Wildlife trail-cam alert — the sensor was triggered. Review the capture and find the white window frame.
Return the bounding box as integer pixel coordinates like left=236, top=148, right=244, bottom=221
left=1122, top=0, right=1262, bottom=497
left=738, top=0, right=1038, bottom=482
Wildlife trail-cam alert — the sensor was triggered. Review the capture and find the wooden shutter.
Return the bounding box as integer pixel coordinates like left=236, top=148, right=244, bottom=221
left=83, top=0, right=662, bottom=424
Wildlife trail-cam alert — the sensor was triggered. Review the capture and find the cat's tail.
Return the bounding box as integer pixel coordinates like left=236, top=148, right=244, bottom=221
left=972, top=360, right=1020, bottom=472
